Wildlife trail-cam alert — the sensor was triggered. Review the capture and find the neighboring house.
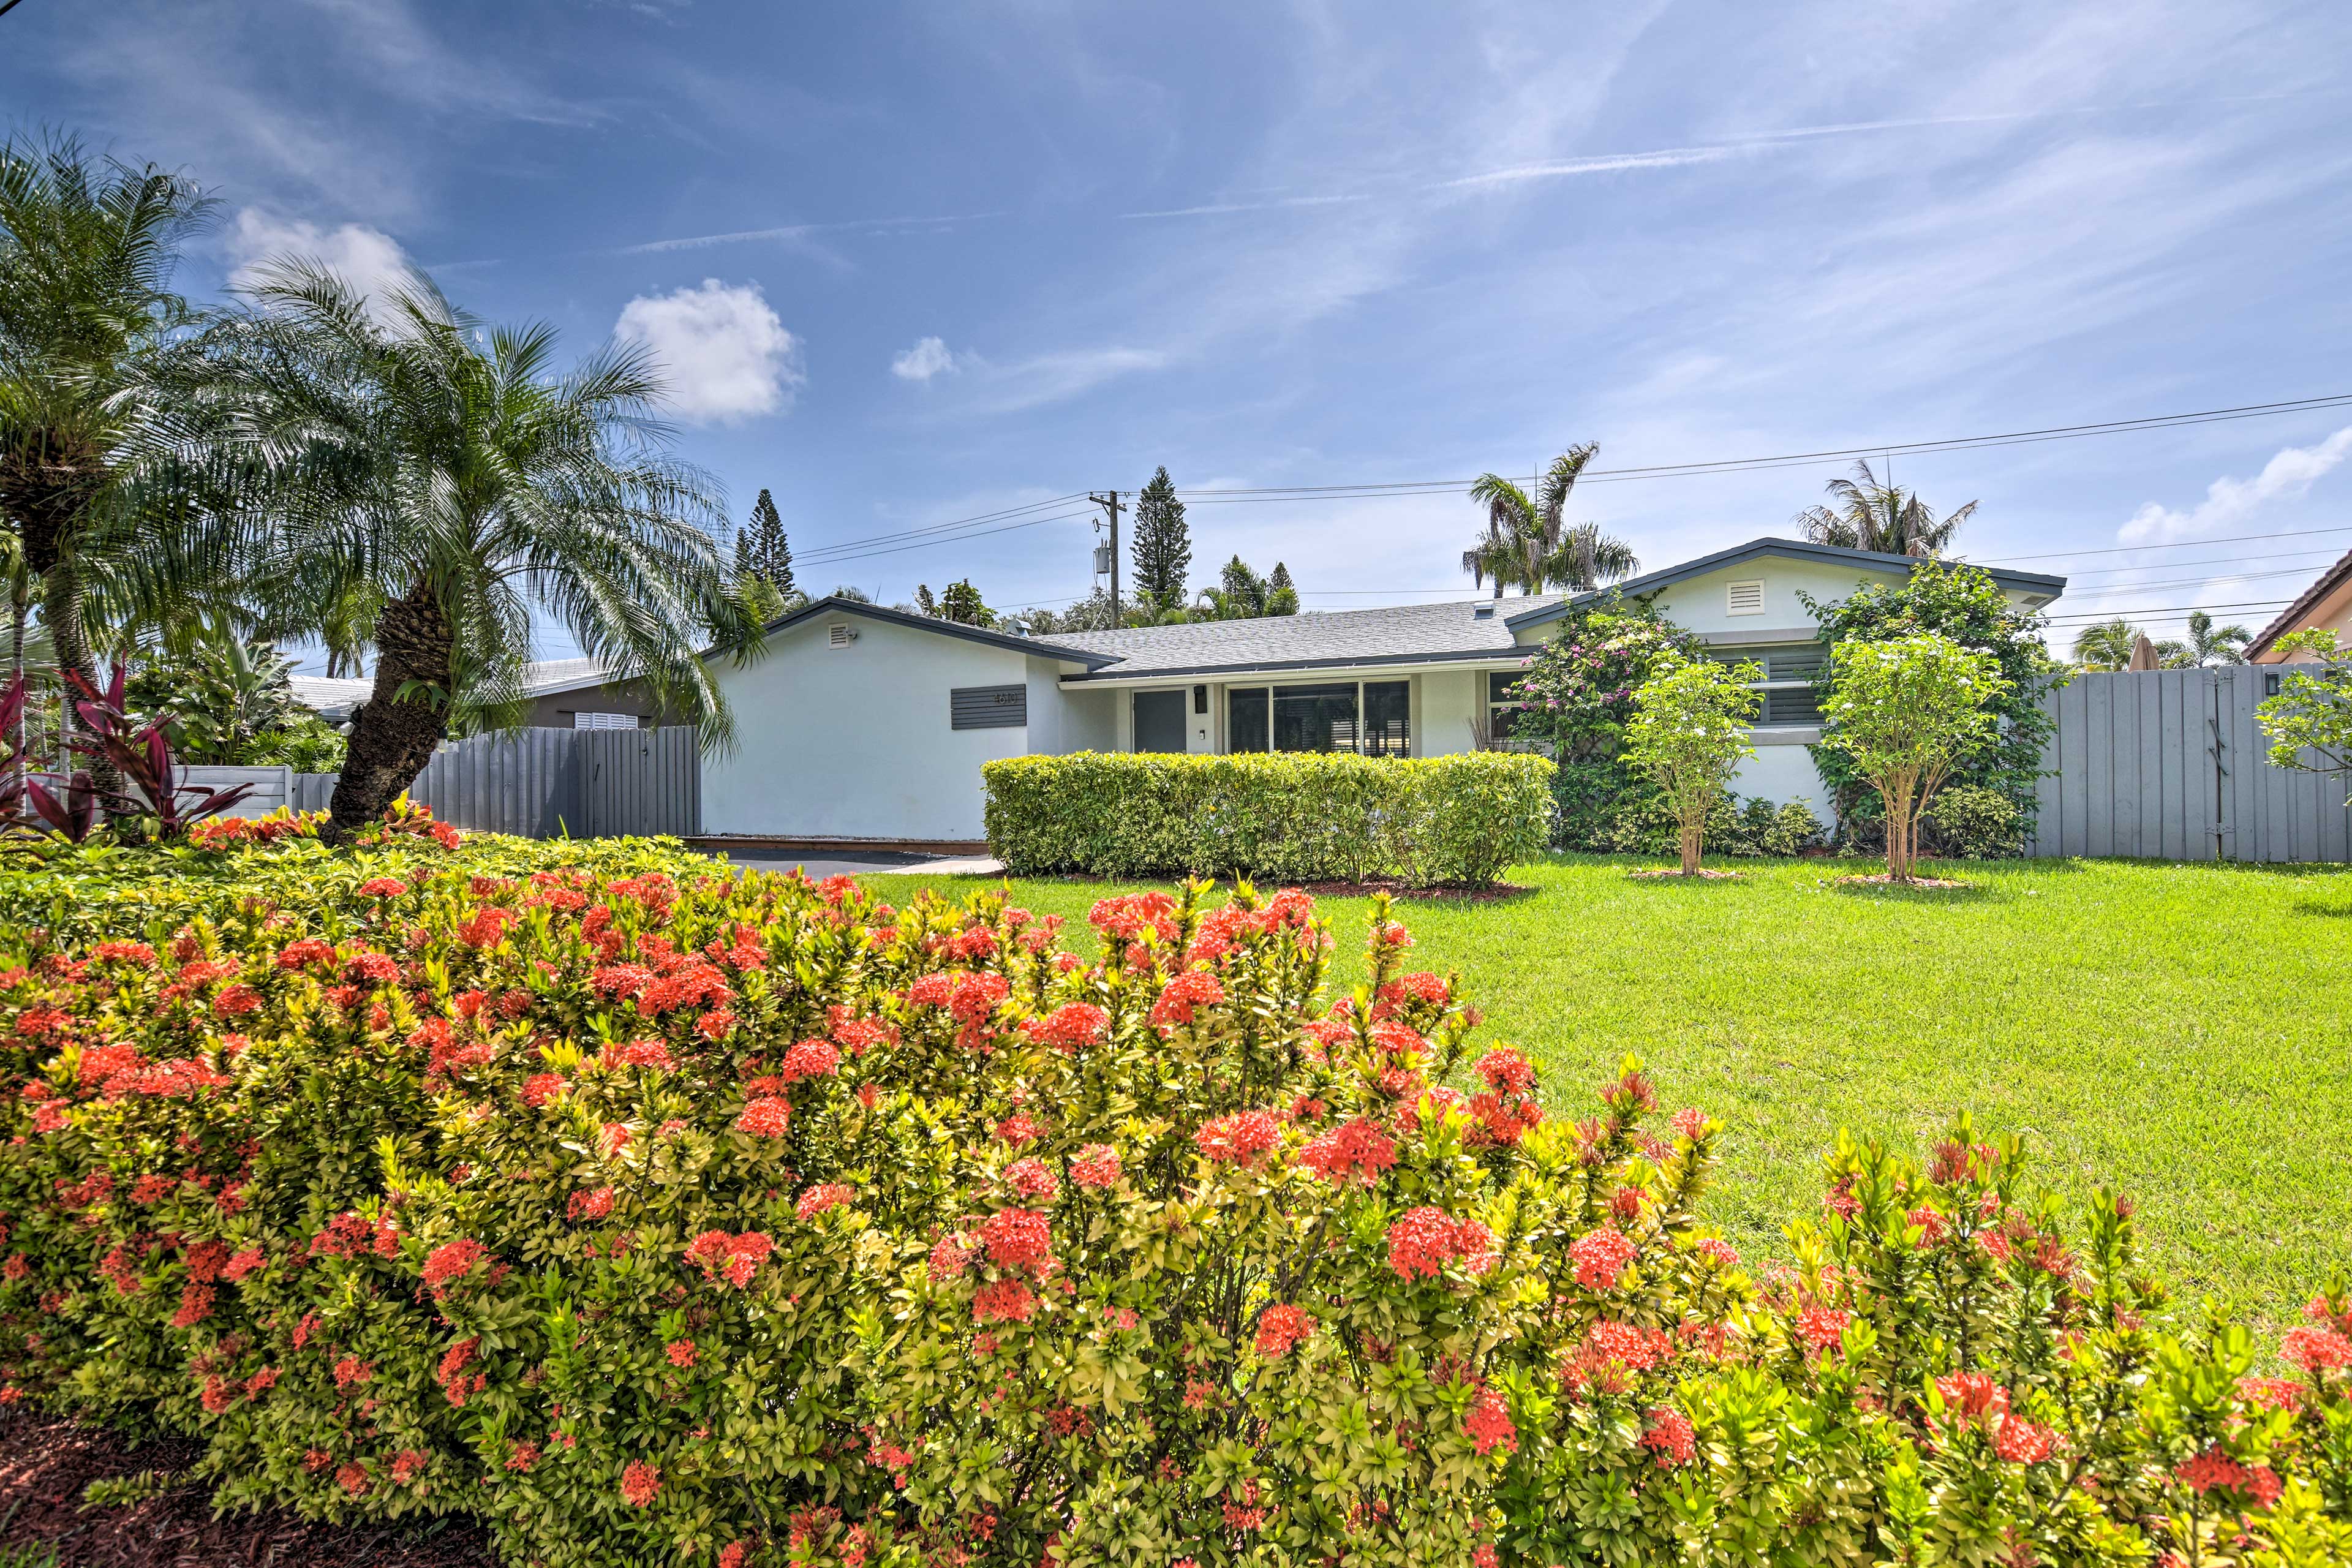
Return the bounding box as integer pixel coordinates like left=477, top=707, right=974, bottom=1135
left=698, top=537, right=2066, bottom=845
left=288, top=662, right=663, bottom=730
left=2247, top=545, right=2352, bottom=666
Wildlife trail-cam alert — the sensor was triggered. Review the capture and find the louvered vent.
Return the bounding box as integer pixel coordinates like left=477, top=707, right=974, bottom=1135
left=827, top=623, right=856, bottom=648
left=1726, top=579, right=1765, bottom=616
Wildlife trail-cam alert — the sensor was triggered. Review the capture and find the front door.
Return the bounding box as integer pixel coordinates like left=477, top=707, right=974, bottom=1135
left=1133, top=690, right=1186, bottom=753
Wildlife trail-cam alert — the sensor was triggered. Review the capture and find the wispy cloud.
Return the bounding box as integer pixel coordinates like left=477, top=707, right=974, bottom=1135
left=614, top=212, right=1003, bottom=255
left=2120, top=428, right=2352, bottom=543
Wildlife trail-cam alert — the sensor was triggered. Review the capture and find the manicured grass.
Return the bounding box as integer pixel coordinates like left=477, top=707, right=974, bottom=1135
left=847, top=853, right=2352, bottom=1321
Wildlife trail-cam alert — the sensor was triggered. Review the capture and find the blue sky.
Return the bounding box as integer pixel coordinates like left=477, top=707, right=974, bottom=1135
left=8, top=0, right=2352, bottom=657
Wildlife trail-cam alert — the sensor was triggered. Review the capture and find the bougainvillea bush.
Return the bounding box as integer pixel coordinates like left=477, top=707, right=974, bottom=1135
left=2, top=826, right=2351, bottom=1568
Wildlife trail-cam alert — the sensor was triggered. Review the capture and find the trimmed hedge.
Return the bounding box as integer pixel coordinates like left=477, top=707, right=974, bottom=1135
left=982, top=751, right=1556, bottom=885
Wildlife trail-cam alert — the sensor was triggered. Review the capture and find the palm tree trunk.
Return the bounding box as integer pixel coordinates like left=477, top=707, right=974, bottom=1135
left=7, top=570, right=26, bottom=803
left=323, top=577, right=454, bottom=845
left=40, top=554, right=124, bottom=806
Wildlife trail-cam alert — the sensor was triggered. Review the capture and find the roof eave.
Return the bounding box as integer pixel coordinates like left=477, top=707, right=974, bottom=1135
left=726, top=596, right=1120, bottom=670
left=1063, top=646, right=1532, bottom=684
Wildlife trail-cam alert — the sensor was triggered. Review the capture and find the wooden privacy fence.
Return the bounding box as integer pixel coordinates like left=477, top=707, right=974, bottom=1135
left=2027, top=668, right=2350, bottom=863
left=289, top=726, right=701, bottom=840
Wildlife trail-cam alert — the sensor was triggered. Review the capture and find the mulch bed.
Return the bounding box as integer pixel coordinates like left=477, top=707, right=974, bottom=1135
left=1624, top=868, right=1744, bottom=881
left=1830, top=873, right=1971, bottom=890
left=0, top=1410, right=497, bottom=1568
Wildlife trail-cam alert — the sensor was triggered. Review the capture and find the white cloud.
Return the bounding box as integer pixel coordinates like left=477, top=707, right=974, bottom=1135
left=2120, top=426, right=2352, bottom=543
left=224, top=209, right=414, bottom=320
left=890, top=336, right=964, bottom=382
left=612, top=279, right=803, bottom=424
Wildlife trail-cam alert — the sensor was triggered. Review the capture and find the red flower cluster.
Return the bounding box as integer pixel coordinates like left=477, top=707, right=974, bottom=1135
left=1020, top=1003, right=1108, bottom=1053
left=2175, top=1446, right=2282, bottom=1507
left=1068, top=1145, right=1120, bottom=1189
left=521, top=1072, right=568, bottom=1108
left=2283, top=1324, right=2352, bottom=1373
left=1298, top=1117, right=1396, bottom=1186
left=1641, top=1407, right=1695, bottom=1468
left=666, top=1339, right=698, bottom=1368
left=796, top=1183, right=854, bottom=1220
left=1387, top=1207, right=1493, bottom=1281
left=1088, top=892, right=1178, bottom=944
left=568, top=1186, right=615, bottom=1221
left=686, top=1229, right=774, bottom=1288
left=1463, top=1385, right=1517, bottom=1455
left=421, top=1238, right=489, bottom=1296
left=779, top=1038, right=840, bottom=1082
left=978, top=1207, right=1053, bottom=1273
left=620, top=1460, right=661, bottom=1507
left=1004, top=1159, right=1058, bottom=1201
left=1194, top=1109, right=1281, bottom=1167
left=1794, top=1305, right=1851, bottom=1354
left=736, top=1097, right=791, bottom=1137
left=1569, top=1227, right=1638, bottom=1291
left=1255, top=1305, right=1316, bottom=1359
left=1150, top=971, right=1225, bottom=1028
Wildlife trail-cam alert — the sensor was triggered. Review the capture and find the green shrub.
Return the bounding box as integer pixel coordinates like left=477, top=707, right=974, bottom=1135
left=1921, top=782, right=2026, bottom=859
left=981, top=751, right=1555, bottom=886
left=1759, top=797, right=1826, bottom=857
left=2, top=834, right=2351, bottom=1568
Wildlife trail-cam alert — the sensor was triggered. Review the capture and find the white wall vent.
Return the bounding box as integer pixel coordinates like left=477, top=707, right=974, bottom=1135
left=1726, top=579, right=1765, bottom=616
left=827, top=623, right=857, bottom=648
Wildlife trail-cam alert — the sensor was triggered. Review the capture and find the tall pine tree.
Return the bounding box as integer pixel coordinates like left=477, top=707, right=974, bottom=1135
left=1266, top=560, right=1298, bottom=617
left=1129, top=466, right=1191, bottom=613
left=736, top=489, right=796, bottom=598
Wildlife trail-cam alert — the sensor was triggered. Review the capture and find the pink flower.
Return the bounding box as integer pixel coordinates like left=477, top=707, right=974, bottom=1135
left=521, top=1072, right=569, bottom=1107
left=973, top=1277, right=1037, bottom=1324
left=779, top=1038, right=840, bottom=1082
left=2284, top=1325, right=2352, bottom=1373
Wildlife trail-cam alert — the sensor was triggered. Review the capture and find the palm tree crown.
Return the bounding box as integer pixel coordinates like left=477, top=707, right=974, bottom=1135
left=0, top=132, right=235, bottom=786
left=202, top=262, right=762, bottom=837
left=1793, top=458, right=1978, bottom=557
left=1463, top=444, right=1638, bottom=597
left=2182, top=609, right=2252, bottom=666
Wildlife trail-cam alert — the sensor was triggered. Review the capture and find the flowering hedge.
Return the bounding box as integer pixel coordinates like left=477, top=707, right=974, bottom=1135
left=981, top=751, right=1554, bottom=885
left=2, top=828, right=2351, bottom=1568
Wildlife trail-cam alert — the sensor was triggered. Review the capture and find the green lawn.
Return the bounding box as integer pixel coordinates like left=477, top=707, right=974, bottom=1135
left=846, top=854, right=2352, bottom=1322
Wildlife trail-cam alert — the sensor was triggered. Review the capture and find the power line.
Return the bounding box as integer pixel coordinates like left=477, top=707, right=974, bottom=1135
left=797, top=507, right=1099, bottom=567
left=1165, top=393, right=2352, bottom=503
left=793, top=492, right=1091, bottom=564
left=2041, top=598, right=2291, bottom=622
left=2045, top=565, right=2332, bottom=597
left=1981, top=524, right=2352, bottom=564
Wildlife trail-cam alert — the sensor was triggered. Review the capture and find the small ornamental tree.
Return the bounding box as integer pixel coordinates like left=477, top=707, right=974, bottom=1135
left=1822, top=631, right=2010, bottom=880
left=1503, top=598, right=1705, bottom=846
left=1621, top=657, right=1760, bottom=873
left=2256, top=630, right=2352, bottom=777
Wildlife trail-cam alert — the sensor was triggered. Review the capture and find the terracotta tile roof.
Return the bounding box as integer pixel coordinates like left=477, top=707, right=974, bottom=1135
left=2247, top=544, right=2352, bottom=658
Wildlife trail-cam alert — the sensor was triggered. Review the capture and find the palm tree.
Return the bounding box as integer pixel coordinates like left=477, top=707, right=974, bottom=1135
left=2182, top=609, right=2252, bottom=666
left=202, top=262, right=763, bottom=841
left=0, top=134, right=236, bottom=795
left=1463, top=444, right=1638, bottom=597
left=2070, top=619, right=2193, bottom=671
left=1793, top=458, right=1978, bottom=556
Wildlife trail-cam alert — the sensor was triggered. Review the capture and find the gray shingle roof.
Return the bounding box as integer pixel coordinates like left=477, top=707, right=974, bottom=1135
left=288, top=658, right=641, bottom=722
left=1051, top=595, right=1566, bottom=679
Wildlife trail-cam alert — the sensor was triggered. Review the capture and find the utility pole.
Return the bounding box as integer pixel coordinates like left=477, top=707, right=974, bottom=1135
left=1090, top=491, right=1123, bottom=628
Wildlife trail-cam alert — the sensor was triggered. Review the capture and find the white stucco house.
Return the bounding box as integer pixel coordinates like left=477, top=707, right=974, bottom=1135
left=697, top=537, right=2066, bottom=846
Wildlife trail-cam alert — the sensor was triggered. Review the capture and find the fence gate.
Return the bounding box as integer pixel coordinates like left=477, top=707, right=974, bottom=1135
left=292, top=726, right=701, bottom=840
left=2028, top=669, right=2350, bottom=863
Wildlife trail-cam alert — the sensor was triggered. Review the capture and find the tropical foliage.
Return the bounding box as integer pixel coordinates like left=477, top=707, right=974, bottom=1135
left=1803, top=560, right=2060, bottom=854
left=2255, top=629, right=2352, bottom=776
left=1792, top=458, right=1978, bottom=557
left=1621, top=657, right=1760, bottom=875
left=194, top=263, right=762, bottom=841
left=734, top=488, right=799, bottom=620
left=2, top=832, right=2350, bottom=1568
left=1822, top=632, right=2011, bottom=881
left=1199, top=556, right=1298, bottom=620
left=1462, top=445, right=1637, bottom=598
